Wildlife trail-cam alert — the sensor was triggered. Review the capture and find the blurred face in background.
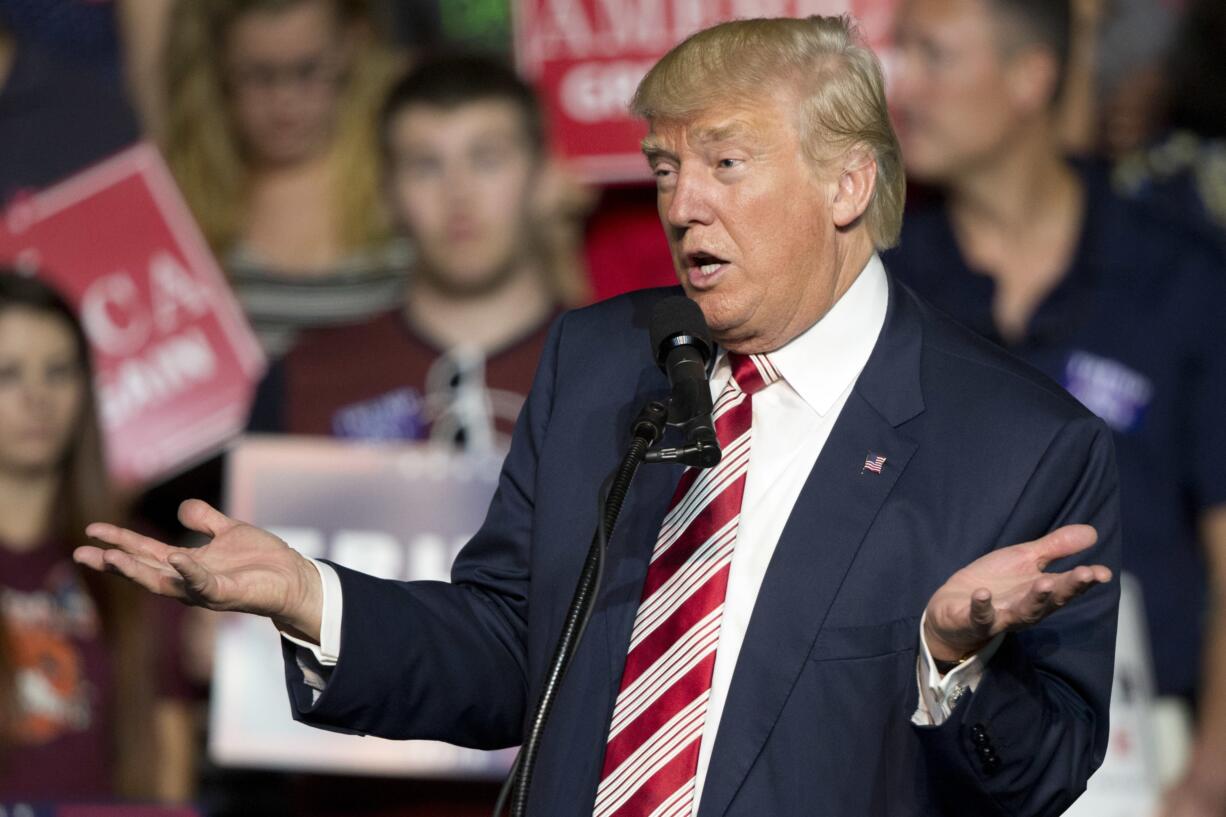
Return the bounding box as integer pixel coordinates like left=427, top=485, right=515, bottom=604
left=0, top=308, right=85, bottom=476
left=891, top=0, right=1048, bottom=182
left=387, top=100, right=543, bottom=297
left=224, top=0, right=351, bottom=168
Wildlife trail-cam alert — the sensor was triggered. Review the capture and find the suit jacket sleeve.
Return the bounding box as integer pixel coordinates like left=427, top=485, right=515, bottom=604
left=279, top=312, right=567, bottom=750
left=915, top=415, right=1122, bottom=817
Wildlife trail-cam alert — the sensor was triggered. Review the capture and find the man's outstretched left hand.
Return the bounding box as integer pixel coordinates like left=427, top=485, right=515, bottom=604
left=924, top=524, right=1113, bottom=663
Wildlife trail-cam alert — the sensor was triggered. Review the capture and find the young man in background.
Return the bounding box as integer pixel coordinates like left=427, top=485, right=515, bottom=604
left=254, top=53, right=577, bottom=452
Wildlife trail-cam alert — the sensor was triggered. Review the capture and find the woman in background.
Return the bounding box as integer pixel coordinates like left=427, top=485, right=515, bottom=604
left=162, top=0, right=408, bottom=359
left=0, top=271, right=192, bottom=803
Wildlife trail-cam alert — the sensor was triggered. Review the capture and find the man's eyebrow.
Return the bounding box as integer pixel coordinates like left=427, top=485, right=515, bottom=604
left=641, top=120, right=758, bottom=160
left=640, top=136, right=675, bottom=161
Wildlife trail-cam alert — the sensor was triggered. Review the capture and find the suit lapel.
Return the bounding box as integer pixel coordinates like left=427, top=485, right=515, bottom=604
left=697, top=277, right=927, bottom=817
left=600, top=362, right=685, bottom=692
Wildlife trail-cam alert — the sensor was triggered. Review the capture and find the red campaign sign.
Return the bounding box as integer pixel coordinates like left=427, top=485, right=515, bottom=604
left=513, top=0, right=901, bottom=183
left=0, top=143, right=265, bottom=487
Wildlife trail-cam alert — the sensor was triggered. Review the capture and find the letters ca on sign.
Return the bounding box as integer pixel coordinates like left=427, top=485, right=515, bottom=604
left=82, top=251, right=221, bottom=429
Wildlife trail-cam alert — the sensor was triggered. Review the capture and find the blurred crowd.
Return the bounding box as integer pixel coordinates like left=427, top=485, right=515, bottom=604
left=0, top=0, right=1224, bottom=815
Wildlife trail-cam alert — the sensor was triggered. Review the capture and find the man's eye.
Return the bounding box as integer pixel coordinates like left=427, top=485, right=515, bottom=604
left=717, top=158, right=741, bottom=169
left=922, top=41, right=948, bottom=68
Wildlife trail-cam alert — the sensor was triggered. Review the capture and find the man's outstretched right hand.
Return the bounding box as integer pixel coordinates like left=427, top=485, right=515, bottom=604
left=74, top=498, right=324, bottom=644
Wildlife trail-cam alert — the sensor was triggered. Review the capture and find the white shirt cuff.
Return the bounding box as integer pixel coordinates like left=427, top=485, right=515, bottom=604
left=911, top=611, right=1003, bottom=726
left=278, top=558, right=343, bottom=666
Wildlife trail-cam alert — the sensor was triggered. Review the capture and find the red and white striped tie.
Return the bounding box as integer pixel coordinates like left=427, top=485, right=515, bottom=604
left=593, top=352, right=781, bottom=817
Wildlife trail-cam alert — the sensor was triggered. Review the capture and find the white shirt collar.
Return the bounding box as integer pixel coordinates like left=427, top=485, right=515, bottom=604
left=714, top=254, right=889, bottom=416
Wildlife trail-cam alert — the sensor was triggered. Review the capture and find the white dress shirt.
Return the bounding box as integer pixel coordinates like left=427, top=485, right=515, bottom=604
left=283, top=255, right=998, bottom=811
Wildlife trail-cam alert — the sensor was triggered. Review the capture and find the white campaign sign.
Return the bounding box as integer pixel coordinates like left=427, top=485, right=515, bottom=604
left=209, top=436, right=515, bottom=777
left=1064, top=574, right=1163, bottom=816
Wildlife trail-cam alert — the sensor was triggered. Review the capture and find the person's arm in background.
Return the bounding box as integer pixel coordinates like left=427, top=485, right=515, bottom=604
left=532, top=159, right=596, bottom=308
left=153, top=698, right=196, bottom=802
left=1158, top=253, right=1226, bottom=817
left=115, top=0, right=175, bottom=138
left=1058, top=0, right=1104, bottom=156
left=151, top=597, right=214, bottom=804
left=1161, top=507, right=1226, bottom=817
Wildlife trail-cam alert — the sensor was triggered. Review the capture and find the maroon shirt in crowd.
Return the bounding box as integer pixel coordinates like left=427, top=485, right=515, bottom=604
left=279, top=308, right=556, bottom=448
left=0, top=541, right=115, bottom=801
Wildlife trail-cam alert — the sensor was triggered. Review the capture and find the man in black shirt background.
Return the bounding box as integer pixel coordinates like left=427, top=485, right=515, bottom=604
left=884, top=2, right=1226, bottom=815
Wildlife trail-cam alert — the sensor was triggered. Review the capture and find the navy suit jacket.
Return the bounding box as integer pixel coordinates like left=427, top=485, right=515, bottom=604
left=284, top=275, right=1120, bottom=817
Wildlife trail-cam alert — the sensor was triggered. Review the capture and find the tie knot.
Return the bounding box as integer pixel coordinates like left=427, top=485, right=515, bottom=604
left=726, top=352, right=780, bottom=396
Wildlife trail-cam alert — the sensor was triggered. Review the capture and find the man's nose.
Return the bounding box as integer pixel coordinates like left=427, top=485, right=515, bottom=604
left=665, top=166, right=714, bottom=229
left=443, top=162, right=479, bottom=204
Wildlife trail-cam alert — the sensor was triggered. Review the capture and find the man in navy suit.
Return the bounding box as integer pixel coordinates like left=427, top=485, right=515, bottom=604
left=76, top=15, right=1120, bottom=817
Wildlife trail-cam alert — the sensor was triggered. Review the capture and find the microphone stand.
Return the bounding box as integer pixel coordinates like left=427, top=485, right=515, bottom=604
left=493, top=399, right=670, bottom=817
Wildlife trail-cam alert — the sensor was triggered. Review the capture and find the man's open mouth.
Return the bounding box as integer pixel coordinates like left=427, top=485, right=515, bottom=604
left=686, top=251, right=729, bottom=277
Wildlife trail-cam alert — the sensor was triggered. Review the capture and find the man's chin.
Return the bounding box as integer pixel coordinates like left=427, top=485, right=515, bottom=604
left=690, top=299, right=749, bottom=349
left=416, top=261, right=513, bottom=298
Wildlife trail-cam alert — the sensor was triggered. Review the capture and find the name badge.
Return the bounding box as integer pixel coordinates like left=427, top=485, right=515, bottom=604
left=1062, top=351, right=1153, bottom=433
left=331, top=387, right=426, bottom=440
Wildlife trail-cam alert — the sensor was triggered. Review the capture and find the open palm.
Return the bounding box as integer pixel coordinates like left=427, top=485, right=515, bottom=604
left=73, top=499, right=321, bottom=638
left=924, top=524, right=1113, bottom=662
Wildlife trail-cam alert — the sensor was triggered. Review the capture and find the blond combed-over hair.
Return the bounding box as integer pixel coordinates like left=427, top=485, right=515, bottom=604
left=632, top=15, right=905, bottom=250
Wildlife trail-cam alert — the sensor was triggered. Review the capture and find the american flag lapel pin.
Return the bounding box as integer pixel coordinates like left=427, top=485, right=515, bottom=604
left=861, top=451, right=887, bottom=475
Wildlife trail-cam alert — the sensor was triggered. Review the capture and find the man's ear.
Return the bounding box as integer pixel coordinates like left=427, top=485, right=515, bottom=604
left=832, top=147, right=877, bottom=229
